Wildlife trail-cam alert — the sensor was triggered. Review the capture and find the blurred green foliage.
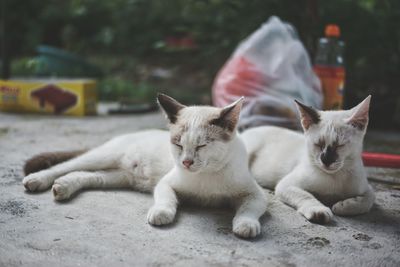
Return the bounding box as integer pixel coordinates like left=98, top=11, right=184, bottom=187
left=1, top=0, right=400, bottom=127
left=10, top=57, right=37, bottom=76
left=98, top=78, right=157, bottom=102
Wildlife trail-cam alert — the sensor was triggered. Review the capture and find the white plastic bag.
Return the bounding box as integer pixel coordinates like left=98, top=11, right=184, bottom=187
left=212, top=16, right=322, bottom=130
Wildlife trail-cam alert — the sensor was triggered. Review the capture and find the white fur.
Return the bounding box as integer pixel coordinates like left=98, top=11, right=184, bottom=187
left=148, top=97, right=267, bottom=238
left=147, top=133, right=267, bottom=238
left=23, top=98, right=267, bottom=238
left=241, top=96, right=375, bottom=224
left=23, top=130, right=174, bottom=198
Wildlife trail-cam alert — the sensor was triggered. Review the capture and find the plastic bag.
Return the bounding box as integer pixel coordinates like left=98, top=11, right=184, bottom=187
left=212, top=16, right=322, bottom=130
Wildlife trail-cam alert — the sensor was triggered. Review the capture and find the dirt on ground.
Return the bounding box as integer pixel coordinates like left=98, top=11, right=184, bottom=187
left=0, top=111, right=399, bottom=267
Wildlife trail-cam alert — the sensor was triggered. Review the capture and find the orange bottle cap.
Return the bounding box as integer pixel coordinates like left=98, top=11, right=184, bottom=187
left=325, top=24, right=340, bottom=37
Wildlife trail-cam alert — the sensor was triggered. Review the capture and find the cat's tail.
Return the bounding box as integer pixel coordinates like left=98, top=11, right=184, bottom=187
left=24, top=150, right=87, bottom=175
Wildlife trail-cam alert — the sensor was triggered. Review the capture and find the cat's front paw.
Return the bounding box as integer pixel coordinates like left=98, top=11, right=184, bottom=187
left=332, top=197, right=369, bottom=216
left=52, top=181, right=74, bottom=201
left=23, top=173, right=51, bottom=192
left=298, top=205, right=333, bottom=224
left=233, top=217, right=261, bottom=238
left=147, top=206, right=176, bottom=226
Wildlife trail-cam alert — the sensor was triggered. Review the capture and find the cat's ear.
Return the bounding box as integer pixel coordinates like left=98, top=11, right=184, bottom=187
left=294, top=100, right=320, bottom=131
left=346, top=95, right=371, bottom=130
left=157, top=93, right=186, bottom=124
left=210, top=97, right=244, bottom=132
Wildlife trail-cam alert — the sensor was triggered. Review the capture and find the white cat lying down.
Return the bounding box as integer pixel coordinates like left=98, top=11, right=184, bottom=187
left=23, top=94, right=267, bottom=238
left=243, top=96, right=375, bottom=223
left=22, top=96, right=374, bottom=225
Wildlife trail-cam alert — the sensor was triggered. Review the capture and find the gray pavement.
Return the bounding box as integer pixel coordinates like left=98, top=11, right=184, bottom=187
left=0, top=111, right=399, bottom=267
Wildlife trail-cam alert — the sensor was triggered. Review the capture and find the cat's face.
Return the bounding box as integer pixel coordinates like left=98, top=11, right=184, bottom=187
left=157, top=94, right=243, bottom=173
left=296, top=96, right=371, bottom=174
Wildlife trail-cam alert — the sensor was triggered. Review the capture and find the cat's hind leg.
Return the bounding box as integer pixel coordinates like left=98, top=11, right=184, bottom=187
left=332, top=185, right=375, bottom=216
left=52, top=170, right=131, bottom=201
left=275, top=176, right=333, bottom=224
left=232, top=187, right=267, bottom=238
left=23, top=147, right=121, bottom=192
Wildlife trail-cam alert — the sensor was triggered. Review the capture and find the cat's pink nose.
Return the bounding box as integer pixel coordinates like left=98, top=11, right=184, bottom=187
left=182, top=159, right=194, bottom=168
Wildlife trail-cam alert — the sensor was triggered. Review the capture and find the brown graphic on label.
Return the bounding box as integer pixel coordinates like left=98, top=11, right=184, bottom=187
left=31, top=84, right=77, bottom=114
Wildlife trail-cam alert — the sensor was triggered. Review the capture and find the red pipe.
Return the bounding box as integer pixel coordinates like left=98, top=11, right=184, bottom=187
left=362, top=152, right=400, bottom=168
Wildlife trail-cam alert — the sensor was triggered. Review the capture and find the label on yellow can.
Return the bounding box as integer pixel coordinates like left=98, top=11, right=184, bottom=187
left=0, top=79, right=97, bottom=116
left=314, top=65, right=345, bottom=110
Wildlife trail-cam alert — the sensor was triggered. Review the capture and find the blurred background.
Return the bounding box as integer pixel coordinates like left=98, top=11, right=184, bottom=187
left=1, top=0, right=399, bottom=129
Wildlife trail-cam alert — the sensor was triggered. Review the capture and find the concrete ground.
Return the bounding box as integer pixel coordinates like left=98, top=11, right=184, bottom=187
left=0, top=111, right=399, bottom=267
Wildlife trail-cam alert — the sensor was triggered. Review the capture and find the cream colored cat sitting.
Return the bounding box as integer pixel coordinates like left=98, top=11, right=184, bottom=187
left=242, top=96, right=375, bottom=224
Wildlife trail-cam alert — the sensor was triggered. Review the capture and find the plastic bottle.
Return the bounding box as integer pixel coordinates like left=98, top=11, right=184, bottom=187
left=314, top=24, right=345, bottom=110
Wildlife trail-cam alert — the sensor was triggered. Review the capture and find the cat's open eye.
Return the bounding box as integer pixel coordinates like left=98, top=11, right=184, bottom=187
left=195, top=144, right=206, bottom=151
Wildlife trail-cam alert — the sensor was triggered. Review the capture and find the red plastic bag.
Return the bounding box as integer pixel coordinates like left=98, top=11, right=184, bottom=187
left=212, top=16, right=323, bottom=130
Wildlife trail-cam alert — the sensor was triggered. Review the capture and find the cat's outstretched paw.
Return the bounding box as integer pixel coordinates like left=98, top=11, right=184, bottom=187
left=147, top=206, right=176, bottom=226
left=233, top=217, right=261, bottom=238
left=332, top=197, right=369, bottom=216
left=23, top=173, right=51, bottom=192
left=298, top=205, right=333, bottom=224
left=52, top=181, right=73, bottom=201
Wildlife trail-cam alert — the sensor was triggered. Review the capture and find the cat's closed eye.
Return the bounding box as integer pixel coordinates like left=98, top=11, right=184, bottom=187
left=174, top=143, right=183, bottom=149
left=195, top=144, right=206, bottom=151
left=334, top=143, right=345, bottom=149
left=314, top=140, right=325, bottom=150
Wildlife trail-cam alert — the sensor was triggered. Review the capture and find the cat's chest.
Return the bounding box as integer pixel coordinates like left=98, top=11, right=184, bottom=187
left=171, top=173, right=244, bottom=205
left=304, top=170, right=363, bottom=200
